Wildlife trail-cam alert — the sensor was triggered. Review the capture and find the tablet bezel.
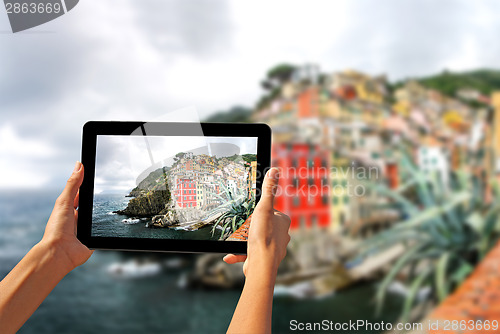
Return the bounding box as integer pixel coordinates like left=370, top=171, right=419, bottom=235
left=77, top=121, right=271, bottom=254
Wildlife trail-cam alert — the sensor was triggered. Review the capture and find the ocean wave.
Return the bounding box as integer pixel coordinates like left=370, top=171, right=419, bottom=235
left=121, top=218, right=141, bottom=224
left=107, top=260, right=162, bottom=279
left=274, top=282, right=318, bottom=299
left=107, top=211, right=116, bottom=215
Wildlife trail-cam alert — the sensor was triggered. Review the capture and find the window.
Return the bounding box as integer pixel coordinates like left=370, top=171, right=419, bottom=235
left=322, top=195, right=328, bottom=205
left=293, top=197, right=300, bottom=207
left=184, top=196, right=186, bottom=200
left=293, top=178, right=299, bottom=187
left=344, top=196, right=349, bottom=204
left=333, top=197, right=339, bottom=205
left=311, top=215, right=318, bottom=228
left=300, top=216, right=306, bottom=229
left=321, top=177, right=328, bottom=187
left=292, top=158, right=298, bottom=168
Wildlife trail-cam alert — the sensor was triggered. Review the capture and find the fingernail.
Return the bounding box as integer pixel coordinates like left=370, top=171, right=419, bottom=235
left=267, top=167, right=280, bottom=179
left=73, top=161, right=82, bottom=173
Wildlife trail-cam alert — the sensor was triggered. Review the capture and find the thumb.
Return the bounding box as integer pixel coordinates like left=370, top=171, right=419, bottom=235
left=258, top=167, right=280, bottom=211
left=60, top=162, right=84, bottom=203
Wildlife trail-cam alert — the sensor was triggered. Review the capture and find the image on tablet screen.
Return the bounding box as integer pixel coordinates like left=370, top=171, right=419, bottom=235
left=91, top=135, right=258, bottom=241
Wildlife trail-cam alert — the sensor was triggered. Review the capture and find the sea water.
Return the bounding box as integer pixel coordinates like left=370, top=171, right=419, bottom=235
left=0, top=191, right=403, bottom=334
left=91, top=194, right=218, bottom=240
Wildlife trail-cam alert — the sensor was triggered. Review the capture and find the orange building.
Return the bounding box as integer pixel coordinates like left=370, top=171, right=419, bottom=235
left=298, top=87, right=320, bottom=118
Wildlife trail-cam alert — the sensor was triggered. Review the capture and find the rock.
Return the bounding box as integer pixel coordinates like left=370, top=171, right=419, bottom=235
left=150, top=211, right=178, bottom=228
left=186, top=254, right=245, bottom=289
left=114, top=189, right=170, bottom=217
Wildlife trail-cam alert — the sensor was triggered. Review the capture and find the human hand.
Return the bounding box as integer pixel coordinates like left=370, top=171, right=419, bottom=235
left=41, top=161, right=93, bottom=271
left=223, top=168, right=291, bottom=277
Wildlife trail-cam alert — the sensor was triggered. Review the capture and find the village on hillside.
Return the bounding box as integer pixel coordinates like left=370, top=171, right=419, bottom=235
left=194, top=64, right=500, bottom=326
left=253, top=65, right=499, bottom=236
left=167, top=151, right=257, bottom=211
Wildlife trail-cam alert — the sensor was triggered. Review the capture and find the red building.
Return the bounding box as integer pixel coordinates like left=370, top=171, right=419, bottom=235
left=176, top=178, right=197, bottom=208
left=272, top=143, right=331, bottom=230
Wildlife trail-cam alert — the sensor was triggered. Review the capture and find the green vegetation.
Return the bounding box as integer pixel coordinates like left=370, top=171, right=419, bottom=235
left=257, top=63, right=297, bottom=110
left=393, top=69, right=500, bottom=97
left=242, top=154, right=257, bottom=164
left=359, top=148, right=500, bottom=321
left=211, top=194, right=255, bottom=240
left=226, top=153, right=256, bottom=164
left=173, top=152, right=186, bottom=163
left=204, top=106, right=252, bottom=123
left=209, top=182, right=255, bottom=240
left=128, top=167, right=170, bottom=197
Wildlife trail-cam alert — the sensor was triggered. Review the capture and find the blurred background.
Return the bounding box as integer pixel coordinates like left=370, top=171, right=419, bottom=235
left=2, top=1, right=500, bottom=333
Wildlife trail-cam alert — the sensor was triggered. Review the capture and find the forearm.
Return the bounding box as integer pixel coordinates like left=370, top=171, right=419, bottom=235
left=227, top=262, right=277, bottom=334
left=0, top=241, right=73, bottom=334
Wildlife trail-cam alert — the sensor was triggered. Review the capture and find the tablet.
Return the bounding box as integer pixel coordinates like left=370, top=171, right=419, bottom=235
left=77, top=121, right=271, bottom=254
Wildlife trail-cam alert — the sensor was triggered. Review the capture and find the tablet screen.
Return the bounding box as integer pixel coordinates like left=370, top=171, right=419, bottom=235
left=91, top=135, right=258, bottom=242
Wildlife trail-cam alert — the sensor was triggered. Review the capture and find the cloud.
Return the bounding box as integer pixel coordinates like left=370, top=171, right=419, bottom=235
left=322, top=0, right=500, bottom=79
left=1, top=0, right=500, bottom=189
left=131, top=0, right=234, bottom=58
left=0, top=124, right=56, bottom=188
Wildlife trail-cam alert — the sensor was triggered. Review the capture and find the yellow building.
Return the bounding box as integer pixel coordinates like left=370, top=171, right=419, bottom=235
left=196, top=183, right=205, bottom=208
left=329, top=153, right=350, bottom=232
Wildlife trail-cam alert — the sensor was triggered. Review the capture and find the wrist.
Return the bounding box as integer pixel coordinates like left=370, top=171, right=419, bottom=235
left=37, top=239, right=76, bottom=274
left=245, top=254, right=279, bottom=285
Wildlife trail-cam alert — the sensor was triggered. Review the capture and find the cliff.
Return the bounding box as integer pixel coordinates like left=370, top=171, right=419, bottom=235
left=115, top=167, right=172, bottom=217
left=115, top=190, right=170, bottom=217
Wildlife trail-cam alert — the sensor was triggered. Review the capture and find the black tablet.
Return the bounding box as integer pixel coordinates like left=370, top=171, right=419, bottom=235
left=77, top=121, right=271, bottom=254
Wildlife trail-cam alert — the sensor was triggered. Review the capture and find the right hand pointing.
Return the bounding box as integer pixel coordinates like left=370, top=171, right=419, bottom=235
left=223, top=168, right=291, bottom=276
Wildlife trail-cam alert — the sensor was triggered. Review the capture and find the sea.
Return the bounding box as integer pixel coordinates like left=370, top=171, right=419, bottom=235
left=91, top=194, right=218, bottom=240
left=0, top=191, right=403, bottom=334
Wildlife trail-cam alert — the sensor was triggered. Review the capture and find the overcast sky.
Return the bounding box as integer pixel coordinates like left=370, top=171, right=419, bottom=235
left=94, top=135, right=257, bottom=194
left=1, top=0, right=500, bottom=189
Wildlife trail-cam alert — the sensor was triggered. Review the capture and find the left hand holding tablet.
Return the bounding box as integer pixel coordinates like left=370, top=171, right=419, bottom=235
left=41, top=161, right=93, bottom=271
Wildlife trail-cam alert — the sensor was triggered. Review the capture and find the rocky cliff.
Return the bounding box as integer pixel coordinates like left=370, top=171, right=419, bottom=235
left=115, top=190, right=170, bottom=217
left=115, top=167, right=172, bottom=217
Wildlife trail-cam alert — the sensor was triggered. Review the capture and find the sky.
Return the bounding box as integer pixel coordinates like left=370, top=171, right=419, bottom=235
left=94, top=135, right=258, bottom=194
left=1, top=0, right=500, bottom=189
